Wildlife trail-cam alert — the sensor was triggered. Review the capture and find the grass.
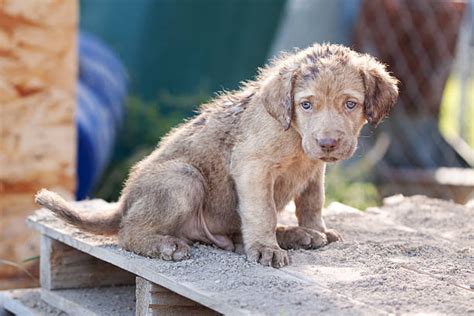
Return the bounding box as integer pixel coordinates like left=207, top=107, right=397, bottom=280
left=439, top=75, right=474, bottom=147
left=325, top=165, right=380, bottom=210
left=0, top=258, right=38, bottom=282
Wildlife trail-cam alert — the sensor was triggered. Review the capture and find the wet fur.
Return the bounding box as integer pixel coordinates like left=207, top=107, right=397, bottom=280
left=36, top=44, right=398, bottom=267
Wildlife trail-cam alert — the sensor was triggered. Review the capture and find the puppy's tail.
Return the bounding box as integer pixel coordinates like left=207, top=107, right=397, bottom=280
left=35, top=189, right=121, bottom=234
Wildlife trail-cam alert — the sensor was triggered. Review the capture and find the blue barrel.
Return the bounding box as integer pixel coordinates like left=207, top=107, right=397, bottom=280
left=76, top=32, right=128, bottom=200
left=79, top=32, right=128, bottom=127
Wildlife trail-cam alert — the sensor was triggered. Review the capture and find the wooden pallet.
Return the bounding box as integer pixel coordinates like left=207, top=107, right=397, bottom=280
left=21, top=200, right=383, bottom=316
left=26, top=201, right=234, bottom=315
left=2, top=196, right=471, bottom=315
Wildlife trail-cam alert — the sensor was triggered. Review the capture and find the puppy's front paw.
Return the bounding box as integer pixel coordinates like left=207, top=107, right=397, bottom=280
left=246, top=243, right=289, bottom=268
left=276, top=226, right=328, bottom=250
left=324, top=229, right=343, bottom=243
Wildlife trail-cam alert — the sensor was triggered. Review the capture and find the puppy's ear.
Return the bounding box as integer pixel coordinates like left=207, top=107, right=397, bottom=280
left=360, top=61, right=399, bottom=127
left=260, top=66, right=298, bottom=130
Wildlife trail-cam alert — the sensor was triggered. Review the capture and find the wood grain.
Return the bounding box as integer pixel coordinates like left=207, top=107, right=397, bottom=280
left=136, top=277, right=219, bottom=316
left=40, top=235, right=135, bottom=290
left=0, top=0, right=77, bottom=286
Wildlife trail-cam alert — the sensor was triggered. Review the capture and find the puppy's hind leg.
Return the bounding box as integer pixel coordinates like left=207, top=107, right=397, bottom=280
left=119, top=228, right=191, bottom=261
left=118, top=161, right=207, bottom=261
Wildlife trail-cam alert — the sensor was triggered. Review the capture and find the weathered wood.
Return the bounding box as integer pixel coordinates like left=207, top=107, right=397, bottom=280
left=378, top=167, right=474, bottom=203
left=0, top=289, right=36, bottom=316
left=40, top=235, right=135, bottom=290
left=28, top=207, right=254, bottom=315
left=0, top=0, right=77, bottom=288
left=136, top=277, right=219, bottom=316
left=41, top=286, right=135, bottom=316
left=2, top=300, right=32, bottom=316
left=41, top=289, right=91, bottom=316
left=0, top=288, right=63, bottom=316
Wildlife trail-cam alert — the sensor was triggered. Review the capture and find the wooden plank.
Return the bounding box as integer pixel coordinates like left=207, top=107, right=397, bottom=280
left=135, top=277, right=151, bottom=316
left=378, top=167, right=474, bottom=203
left=29, top=211, right=249, bottom=315
left=27, top=205, right=382, bottom=316
left=3, top=300, right=33, bottom=316
left=41, top=286, right=135, bottom=316
left=147, top=306, right=218, bottom=316
left=40, top=235, right=135, bottom=290
left=41, top=289, right=91, bottom=316
left=136, top=277, right=219, bottom=316
left=0, top=288, right=63, bottom=316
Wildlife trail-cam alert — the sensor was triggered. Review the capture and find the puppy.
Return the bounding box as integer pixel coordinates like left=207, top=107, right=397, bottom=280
left=36, top=44, right=398, bottom=268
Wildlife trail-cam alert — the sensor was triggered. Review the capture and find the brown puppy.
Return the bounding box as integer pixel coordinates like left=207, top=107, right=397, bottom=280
left=36, top=44, right=398, bottom=268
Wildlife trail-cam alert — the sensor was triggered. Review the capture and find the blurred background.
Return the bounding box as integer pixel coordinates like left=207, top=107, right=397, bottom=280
left=0, top=0, right=472, bottom=289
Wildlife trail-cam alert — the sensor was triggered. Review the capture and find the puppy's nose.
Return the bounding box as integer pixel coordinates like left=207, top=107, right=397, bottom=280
left=317, top=138, right=339, bottom=152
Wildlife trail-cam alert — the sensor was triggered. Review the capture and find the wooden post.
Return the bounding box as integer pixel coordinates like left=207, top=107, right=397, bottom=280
left=40, top=235, right=135, bottom=290
left=135, top=277, right=219, bottom=316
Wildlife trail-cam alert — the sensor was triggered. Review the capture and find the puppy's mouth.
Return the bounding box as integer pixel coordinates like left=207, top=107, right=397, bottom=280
left=318, top=142, right=356, bottom=163
left=320, top=156, right=338, bottom=163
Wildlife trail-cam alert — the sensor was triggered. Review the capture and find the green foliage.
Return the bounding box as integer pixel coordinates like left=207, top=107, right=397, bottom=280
left=325, top=165, right=380, bottom=210
left=94, top=91, right=211, bottom=200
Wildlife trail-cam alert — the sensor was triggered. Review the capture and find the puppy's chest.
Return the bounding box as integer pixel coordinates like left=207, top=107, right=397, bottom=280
left=273, top=159, right=319, bottom=203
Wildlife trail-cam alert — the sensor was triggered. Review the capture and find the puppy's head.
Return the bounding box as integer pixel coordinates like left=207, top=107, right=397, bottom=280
left=260, top=44, right=399, bottom=162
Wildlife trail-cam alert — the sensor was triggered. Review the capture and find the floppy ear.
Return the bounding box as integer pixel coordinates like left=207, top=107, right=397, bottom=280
left=360, top=62, right=399, bottom=127
left=260, top=67, right=298, bottom=130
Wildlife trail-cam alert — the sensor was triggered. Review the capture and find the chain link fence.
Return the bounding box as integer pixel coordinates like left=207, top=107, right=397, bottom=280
left=353, top=0, right=473, bottom=203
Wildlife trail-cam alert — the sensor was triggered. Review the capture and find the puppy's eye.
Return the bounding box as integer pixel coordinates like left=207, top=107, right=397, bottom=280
left=345, top=100, right=357, bottom=111
left=300, top=101, right=312, bottom=110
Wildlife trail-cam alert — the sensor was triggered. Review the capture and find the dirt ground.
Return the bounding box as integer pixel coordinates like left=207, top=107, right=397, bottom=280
left=15, top=195, right=474, bottom=315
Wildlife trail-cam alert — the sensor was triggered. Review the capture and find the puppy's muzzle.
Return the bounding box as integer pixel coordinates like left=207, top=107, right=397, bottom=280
left=317, top=137, right=339, bottom=153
